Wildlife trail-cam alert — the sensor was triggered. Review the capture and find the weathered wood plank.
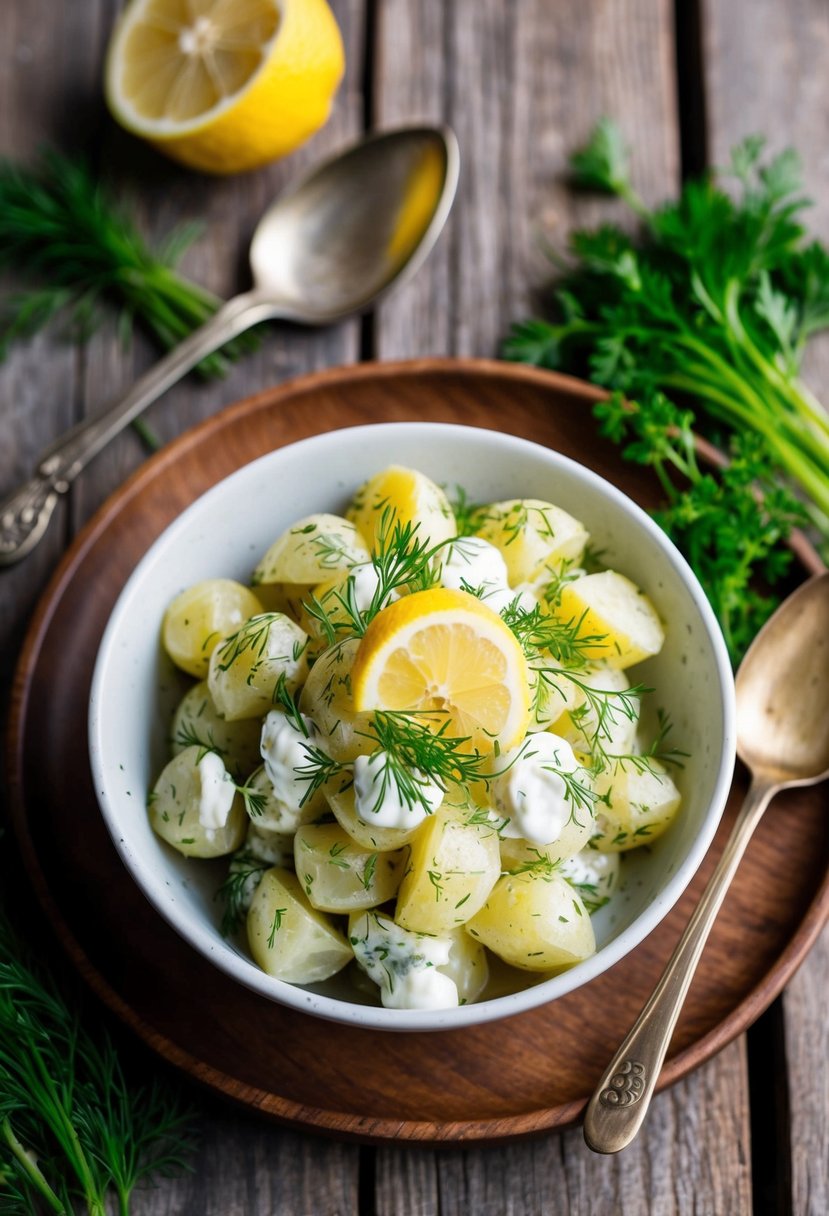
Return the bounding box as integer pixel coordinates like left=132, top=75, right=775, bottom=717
left=376, top=1040, right=751, bottom=1216
left=784, top=926, right=829, bottom=1216
left=702, top=5, right=829, bottom=1212
left=371, top=0, right=679, bottom=362
left=126, top=1102, right=360, bottom=1216
left=0, top=0, right=103, bottom=690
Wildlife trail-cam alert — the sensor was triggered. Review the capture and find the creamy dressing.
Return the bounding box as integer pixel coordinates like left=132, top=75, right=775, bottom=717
left=352, top=751, right=444, bottom=829
left=197, top=751, right=236, bottom=832
left=438, top=537, right=537, bottom=615
left=492, top=732, right=582, bottom=845
left=246, top=823, right=294, bottom=866
left=345, top=562, right=399, bottom=614
left=260, top=710, right=322, bottom=811
left=350, top=911, right=459, bottom=1010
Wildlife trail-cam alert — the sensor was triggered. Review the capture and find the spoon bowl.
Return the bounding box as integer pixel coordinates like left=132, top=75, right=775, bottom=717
left=584, top=571, right=829, bottom=1153
left=736, top=573, right=829, bottom=783
left=250, top=127, right=459, bottom=322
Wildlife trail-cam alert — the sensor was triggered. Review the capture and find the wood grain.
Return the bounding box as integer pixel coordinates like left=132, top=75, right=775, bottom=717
left=376, top=1039, right=750, bottom=1216
left=8, top=360, right=828, bottom=1149
left=702, top=4, right=829, bottom=1209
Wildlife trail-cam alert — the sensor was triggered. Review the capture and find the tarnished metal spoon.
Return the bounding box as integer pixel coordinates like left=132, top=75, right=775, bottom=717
left=0, top=126, right=459, bottom=566
left=584, top=571, right=829, bottom=1154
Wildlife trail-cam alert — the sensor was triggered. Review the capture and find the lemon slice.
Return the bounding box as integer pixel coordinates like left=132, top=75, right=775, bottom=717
left=105, top=0, right=345, bottom=173
left=351, top=588, right=530, bottom=752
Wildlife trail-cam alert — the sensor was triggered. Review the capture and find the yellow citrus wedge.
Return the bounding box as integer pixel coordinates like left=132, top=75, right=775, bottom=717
left=105, top=0, right=344, bottom=174
left=351, top=588, right=530, bottom=753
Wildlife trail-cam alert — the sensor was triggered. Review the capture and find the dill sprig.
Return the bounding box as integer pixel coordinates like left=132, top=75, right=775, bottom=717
left=0, top=149, right=259, bottom=375
left=0, top=912, right=196, bottom=1214
left=600, top=708, right=688, bottom=776
left=559, top=674, right=647, bottom=762
left=172, top=722, right=227, bottom=763
left=216, top=852, right=271, bottom=936
left=302, top=510, right=444, bottom=645
left=359, top=711, right=490, bottom=809
left=501, top=601, right=604, bottom=668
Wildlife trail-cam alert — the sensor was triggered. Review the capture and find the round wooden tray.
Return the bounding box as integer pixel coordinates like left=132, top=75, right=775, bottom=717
left=8, top=359, right=829, bottom=1144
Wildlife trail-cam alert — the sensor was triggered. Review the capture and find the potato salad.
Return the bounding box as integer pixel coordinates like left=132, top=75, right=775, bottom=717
left=149, top=465, right=683, bottom=1010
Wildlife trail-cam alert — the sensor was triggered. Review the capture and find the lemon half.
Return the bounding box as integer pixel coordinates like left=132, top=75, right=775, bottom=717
left=105, top=0, right=345, bottom=173
left=351, top=587, right=531, bottom=753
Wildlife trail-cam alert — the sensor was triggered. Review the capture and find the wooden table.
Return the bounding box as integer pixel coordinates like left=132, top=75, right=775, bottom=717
left=1, top=2, right=826, bottom=1213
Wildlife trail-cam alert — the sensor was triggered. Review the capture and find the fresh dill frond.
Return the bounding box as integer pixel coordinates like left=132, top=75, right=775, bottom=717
left=0, top=149, right=259, bottom=375
left=0, top=912, right=196, bottom=1213
left=448, top=485, right=484, bottom=537
left=235, top=783, right=268, bottom=819
left=172, top=722, right=225, bottom=762
left=501, top=601, right=604, bottom=668
left=602, top=708, right=689, bottom=776
left=216, top=852, right=271, bottom=935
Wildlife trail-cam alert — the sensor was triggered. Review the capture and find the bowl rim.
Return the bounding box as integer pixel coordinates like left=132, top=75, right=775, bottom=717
left=89, top=419, right=737, bottom=1031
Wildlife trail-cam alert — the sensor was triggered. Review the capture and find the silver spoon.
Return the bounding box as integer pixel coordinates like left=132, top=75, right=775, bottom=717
left=0, top=126, right=459, bottom=566
left=584, top=571, right=829, bottom=1154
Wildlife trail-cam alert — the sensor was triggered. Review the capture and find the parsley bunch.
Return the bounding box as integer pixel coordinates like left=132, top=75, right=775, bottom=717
left=505, top=121, right=828, bottom=659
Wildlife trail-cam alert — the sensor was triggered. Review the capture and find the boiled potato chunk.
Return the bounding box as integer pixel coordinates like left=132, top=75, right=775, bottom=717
left=395, top=805, right=501, bottom=934
left=549, top=665, right=638, bottom=757
left=591, top=760, right=681, bottom=852
left=150, top=745, right=247, bottom=858
left=253, top=514, right=370, bottom=586
left=170, top=680, right=261, bottom=779
left=441, top=928, right=489, bottom=1005
left=207, top=613, right=310, bottom=720
left=467, top=870, right=595, bottom=971
left=162, top=579, right=263, bottom=678
left=242, top=764, right=324, bottom=834
left=247, top=868, right=352, bottom=983
left=294, top=823, right=403, bottom=913
left=552, top=571, right=664, bottom=670
left=347, top=465, right=456, bottom=549
left=326, top=782, right=422, bottom=852
left=473, top=499, right=588, bottom=584
left=299, top=638, right=376, bottom=762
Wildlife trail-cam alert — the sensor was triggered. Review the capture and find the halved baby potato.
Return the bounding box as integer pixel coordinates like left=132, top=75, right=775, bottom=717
left=473, top=499, right=588, bottom=584
left=253, top=514, right=370, bottom=586
left=466, top=869, right=595, bottom=971
left=162, top=579, right=263, bottom=678
left=551, top=571, right=664, bottom=670
left=247, top=868, right=352, bottom=983
left=591, top=759, right=681, bottom=852
left=207, top=613, right=310, bottom=720
left=293, top=822, right=404, bottom=913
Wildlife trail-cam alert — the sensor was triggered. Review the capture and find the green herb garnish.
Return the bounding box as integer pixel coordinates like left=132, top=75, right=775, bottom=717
left=505, top=121, right=827, bottom=659
left=0, top=912, right=195, bottom=1214
left=0, top=150, right=258, bottom=377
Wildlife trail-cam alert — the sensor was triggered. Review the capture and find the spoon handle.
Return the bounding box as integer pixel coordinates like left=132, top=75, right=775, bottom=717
left=582, top=774, right=777, bottom=1154
left=0, top=290, right=275, bottom=567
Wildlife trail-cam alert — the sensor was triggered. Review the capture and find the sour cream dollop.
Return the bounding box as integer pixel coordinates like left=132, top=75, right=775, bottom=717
left=353, top=751, right=444, bottom=829
left=492, top=732, right=582, bottom=845
left=197, top=751, right=236, bottom=831
left=260, top=710, right=321, bottom=811
left=438, top=537, right=537, bottom=615
left=350, top=911, right=459, bottom=1010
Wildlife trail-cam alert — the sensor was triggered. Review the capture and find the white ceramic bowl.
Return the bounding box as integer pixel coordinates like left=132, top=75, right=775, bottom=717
left=89, top=421, right=736, bottom=1031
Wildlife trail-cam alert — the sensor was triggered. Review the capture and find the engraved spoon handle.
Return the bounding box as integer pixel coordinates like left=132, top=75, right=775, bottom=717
left=0, top=290, right=276, bottom=567
left=583, top=774, right=777, bottom=1154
